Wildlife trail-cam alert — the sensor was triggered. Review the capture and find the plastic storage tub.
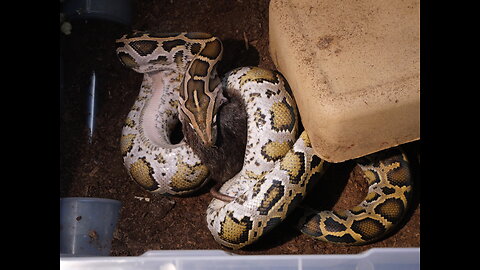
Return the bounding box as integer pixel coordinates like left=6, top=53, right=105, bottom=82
left=60, top=247, right=420, bottom=270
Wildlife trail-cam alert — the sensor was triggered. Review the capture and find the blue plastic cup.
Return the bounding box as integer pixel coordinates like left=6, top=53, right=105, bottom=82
left=60, top=197, right=121, bottom=256
left=62, top=0, right=132, bottom=25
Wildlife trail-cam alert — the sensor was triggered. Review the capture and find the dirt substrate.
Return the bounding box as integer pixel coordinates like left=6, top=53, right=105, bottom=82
left=60, top=0, right=420, bottom=256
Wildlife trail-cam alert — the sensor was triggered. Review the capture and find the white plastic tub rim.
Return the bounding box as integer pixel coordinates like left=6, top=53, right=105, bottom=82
left=60, top=247, right=420, bottom=270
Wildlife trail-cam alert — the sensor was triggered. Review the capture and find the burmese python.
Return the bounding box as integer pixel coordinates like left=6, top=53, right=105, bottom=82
left=116, top=31, right=413, bottom=249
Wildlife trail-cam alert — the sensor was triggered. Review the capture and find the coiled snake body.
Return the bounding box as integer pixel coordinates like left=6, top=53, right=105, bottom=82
left=116, top=32, right=413, bottom=249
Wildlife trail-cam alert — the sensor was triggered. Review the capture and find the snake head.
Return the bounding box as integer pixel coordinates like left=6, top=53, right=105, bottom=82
left=179, top=83, right=227, bottom=147
left=178, top=36, right=225, bottom=147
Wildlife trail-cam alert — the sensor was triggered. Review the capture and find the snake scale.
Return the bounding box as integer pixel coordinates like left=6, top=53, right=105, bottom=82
left=116, top=31, right=413, bottom=249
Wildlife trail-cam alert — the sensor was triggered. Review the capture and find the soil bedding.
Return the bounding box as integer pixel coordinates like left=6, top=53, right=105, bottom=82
left=60, top=0, right=420, bottom=256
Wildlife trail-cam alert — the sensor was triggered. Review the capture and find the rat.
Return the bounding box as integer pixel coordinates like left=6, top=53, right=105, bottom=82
left=182, top=86, right=247, bottom=200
